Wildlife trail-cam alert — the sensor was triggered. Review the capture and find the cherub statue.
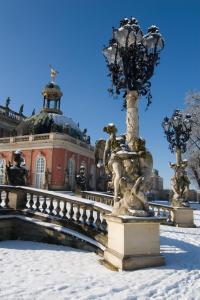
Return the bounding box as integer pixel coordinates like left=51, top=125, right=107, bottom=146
left=112, top=137, right=153, bottom=216
left=103, top=123, right=124, bottom=202
left=170, top=160, right=190, bottom=207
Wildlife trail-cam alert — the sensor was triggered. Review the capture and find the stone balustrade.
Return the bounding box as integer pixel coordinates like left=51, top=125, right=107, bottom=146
left=0, top=132, right=94, bottom=151
left=0, top=185, right=111, bottom=234
left=82, top=191, right=176, bottom=226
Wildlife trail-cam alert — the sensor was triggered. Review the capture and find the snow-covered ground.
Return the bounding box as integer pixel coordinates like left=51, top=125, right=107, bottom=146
left=0, top=206, right=200, bottom=300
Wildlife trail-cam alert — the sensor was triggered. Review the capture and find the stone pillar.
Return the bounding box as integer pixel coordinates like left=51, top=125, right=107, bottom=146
left=104, top=215, right=165, bottom=270
left=126, top=90, right=139, bottom=150
left=8, top=190, right=27, bottom=210
left=171, top=207, right=195, bottom=227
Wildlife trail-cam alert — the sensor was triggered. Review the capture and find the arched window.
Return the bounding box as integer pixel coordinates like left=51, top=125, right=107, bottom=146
left=35, top=156, right=46, bottom=189
left=0, top=159, right=5, bottom=184
left=67, top=158, right=75, bottom=191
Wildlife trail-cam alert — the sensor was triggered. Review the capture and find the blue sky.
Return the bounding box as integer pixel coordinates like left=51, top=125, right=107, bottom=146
left=0, top=0, right=200, bottom=188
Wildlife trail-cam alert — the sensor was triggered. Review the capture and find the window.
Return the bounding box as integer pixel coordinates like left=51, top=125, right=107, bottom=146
left=35, top=156, right=46, bottom=188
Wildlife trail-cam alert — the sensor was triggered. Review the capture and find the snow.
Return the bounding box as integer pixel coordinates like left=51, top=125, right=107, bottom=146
left=50, top=113, right=80, bottom=131
left=0, top=215, right=105, bottom=251
left=0, top=206, right=200, bottom=300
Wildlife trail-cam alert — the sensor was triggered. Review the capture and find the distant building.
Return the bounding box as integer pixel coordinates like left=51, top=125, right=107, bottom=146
left=149, top=169, right=163, bottom=191
left=0, top=76, right=96, bottom=190
left=147, top=169, right=198, bottom=202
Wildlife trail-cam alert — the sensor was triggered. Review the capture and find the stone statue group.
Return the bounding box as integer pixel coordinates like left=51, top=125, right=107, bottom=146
left=96, top=123, right=153, bottom=216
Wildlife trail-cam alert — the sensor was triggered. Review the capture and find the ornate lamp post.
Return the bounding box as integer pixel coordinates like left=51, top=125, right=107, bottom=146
left=101, top=18, right=166, bottom=271
left=162, top=109, right=192, bottom=207
left=103, top=17, right=164, bottom=150
left=100, top=17, right=164, bottom=216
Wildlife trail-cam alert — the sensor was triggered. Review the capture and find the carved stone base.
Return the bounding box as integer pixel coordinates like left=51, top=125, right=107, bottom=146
left=171, top=198, right=189, bottom=208
left=104, top=215, right=165, bottom=270
left=171, top=207, right=195, bottom=227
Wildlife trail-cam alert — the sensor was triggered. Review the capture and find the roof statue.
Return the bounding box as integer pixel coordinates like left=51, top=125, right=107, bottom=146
left=49, top=65, right=59, bottom=83
left=5, top=97, right=11, bottom=108
left=19, top=104, right=24, bottom=115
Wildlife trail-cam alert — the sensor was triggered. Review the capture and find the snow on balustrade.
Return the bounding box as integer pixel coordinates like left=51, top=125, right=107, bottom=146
left=0, top=185, right=111, bottom=233
left=82, top=191, right=179, bottom=225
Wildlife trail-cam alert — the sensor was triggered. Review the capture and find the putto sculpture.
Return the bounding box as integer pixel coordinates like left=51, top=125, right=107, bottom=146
left=162, top=109, right=192, bottom=207
left=6, top=150, right=28, bottom=186
left=98, top=17, right=164, bottom=216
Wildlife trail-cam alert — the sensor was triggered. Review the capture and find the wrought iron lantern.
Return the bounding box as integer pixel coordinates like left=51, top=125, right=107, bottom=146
left=103, top=17, right=164, bottom=108
left=162, top=109, right=192, bottom=154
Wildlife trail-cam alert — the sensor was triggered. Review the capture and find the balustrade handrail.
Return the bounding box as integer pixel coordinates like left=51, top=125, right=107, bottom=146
left=81, top=190, right=176, bottom=225
left=0, top=185, right=112, bottom=214
left=82, top=190, right=174, bottom=209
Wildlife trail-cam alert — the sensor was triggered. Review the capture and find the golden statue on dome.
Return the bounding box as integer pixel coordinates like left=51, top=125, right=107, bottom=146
left=49, top=65, right=59, bottom=83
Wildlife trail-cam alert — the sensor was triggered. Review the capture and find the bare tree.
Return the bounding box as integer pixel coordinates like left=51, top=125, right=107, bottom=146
left=184, top=91, right=200, bottom=188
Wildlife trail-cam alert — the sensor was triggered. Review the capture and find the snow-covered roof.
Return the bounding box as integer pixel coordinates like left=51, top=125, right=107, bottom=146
left=50, top=113, right=80, bottom=131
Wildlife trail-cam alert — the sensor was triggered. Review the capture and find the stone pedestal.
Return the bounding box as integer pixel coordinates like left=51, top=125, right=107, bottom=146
left=104, top=215, right=165, bottom=270
left=8, top=191, right=27, bottom=210
left=171, top=207, right=195, bottom=227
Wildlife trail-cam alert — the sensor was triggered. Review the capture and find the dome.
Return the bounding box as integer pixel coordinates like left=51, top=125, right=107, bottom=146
left=15, top=75, right=90, bottom=144
left=15, top=111, right=83, bottom=140
left=42, top=82, right=63, bottom=100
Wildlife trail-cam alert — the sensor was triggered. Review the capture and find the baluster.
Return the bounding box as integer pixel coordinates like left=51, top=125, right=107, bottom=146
left=76, top=205, right=81, bottom=222
left=49, top=197, right=54, bottom=215
left=95, top=211, right=101, bottom=230
left=62, top=201, right=68, bottom=219
left=29, top=194, right=34, bottom=210
left=25, top=193, right=29, bottom=208
left=101, top=218, right=107, bottom=232
left=35, top=195, right=41, bottom=212
left=157, top=208, right=160, bottom=217
left=42, top=196, right=47, bottom=213
left=88, top=209, right=94, bottom=226
left=69, top=203, right=74, bottom=220
left=5, top=191, right=9, bottom=208
left=55, top=199, right=61, bottom=217
left=82, top=207, right=87, bottom=224
left=150, top=206, right=154, bottom=215
left=168, top=209, right=172, bottom=223
left=0, top=191, right=2, bottom=208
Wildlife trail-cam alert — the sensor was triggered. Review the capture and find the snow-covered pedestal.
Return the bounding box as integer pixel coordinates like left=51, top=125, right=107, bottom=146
left=104, top=215, right=165, bottom=271
left=171, top=207, right=195, bottom=227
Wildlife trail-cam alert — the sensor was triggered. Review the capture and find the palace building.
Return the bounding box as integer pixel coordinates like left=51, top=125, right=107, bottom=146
left=0, top=73, right=96, bottom=190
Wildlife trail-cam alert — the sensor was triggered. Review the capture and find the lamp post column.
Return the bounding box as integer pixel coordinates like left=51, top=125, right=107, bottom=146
left=126, top=90, right=139, bottom=150
left=175, top=147, right=182, bottom=166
